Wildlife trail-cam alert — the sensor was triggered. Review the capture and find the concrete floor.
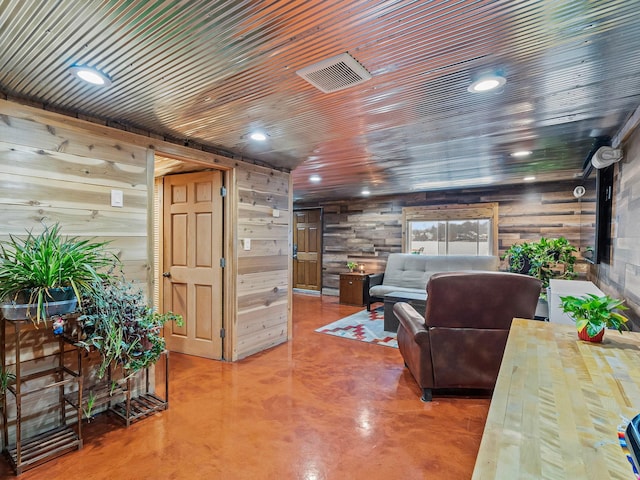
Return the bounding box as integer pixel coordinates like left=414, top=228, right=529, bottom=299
left=2, top=293, right=490, bottom=479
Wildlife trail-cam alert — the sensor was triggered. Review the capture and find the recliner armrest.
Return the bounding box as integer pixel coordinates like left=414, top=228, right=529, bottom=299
left=368, top=272, right=384, bottom=287
left=393, top=302, right=429, bottom=345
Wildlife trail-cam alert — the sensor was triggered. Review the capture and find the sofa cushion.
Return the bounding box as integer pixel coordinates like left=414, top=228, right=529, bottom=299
left=369, top=285, right=424, bottom=298
left=380, top=254, right=499, bottom=290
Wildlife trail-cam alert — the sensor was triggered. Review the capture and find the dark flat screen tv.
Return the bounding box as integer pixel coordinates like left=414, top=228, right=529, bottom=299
left=582, top=163, right=614, bottom=264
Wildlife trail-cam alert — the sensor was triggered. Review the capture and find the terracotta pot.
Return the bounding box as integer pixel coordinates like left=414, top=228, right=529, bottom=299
left=578, top=326, right=605, bottom=343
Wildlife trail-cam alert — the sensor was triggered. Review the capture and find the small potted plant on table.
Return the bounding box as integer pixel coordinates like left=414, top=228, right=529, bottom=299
left=560, top=293, right=629, bottom=342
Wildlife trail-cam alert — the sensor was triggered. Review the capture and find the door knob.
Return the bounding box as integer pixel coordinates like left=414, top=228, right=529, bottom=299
left=162, top=272, right=171, bottom=278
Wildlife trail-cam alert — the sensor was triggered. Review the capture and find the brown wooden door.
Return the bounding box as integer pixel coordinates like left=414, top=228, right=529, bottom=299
left=163, top=171, right=223, bottom=359
left=293, top=208, right=322, bottom=291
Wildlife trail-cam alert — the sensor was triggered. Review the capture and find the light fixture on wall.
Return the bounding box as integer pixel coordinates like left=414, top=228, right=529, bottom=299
left=467, top=72, right=506, bottom=93
left=70, top=66, right=112, bottom=87
left=361, top=188, right=371, bottom=196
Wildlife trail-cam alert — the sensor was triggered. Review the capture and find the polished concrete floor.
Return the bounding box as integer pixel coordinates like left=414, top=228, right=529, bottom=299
left=3, top=293, right=490, bottom=479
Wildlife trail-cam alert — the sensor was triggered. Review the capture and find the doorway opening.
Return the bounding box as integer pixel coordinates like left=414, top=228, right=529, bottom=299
left=154, top=153, right=229, bottom=360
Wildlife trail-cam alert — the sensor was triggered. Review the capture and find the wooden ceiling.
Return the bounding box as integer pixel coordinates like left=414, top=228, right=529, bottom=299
left=2, top=0, right=640, bottom=202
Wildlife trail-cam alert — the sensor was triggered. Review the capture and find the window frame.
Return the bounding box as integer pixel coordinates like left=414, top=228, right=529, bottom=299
left=401, top=203, right=499, bottom=256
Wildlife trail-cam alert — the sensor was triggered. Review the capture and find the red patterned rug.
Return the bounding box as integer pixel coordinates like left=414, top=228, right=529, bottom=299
left=314, top=307, right=398, bottom=348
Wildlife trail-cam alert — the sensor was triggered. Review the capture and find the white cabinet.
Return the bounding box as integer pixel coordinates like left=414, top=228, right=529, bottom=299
left=548, top=279, right=604, bottom=325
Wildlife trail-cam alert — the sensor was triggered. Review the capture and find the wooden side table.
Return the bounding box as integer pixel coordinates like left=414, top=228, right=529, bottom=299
left=339, top=273, right=370, bottom=306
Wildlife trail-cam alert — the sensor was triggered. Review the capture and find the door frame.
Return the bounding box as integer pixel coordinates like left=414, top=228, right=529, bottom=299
left=153, top=151, right=236, bottom=361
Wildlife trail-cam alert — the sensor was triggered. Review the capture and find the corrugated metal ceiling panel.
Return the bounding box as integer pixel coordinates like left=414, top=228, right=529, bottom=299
left=2, top=0, right=640, bottom=201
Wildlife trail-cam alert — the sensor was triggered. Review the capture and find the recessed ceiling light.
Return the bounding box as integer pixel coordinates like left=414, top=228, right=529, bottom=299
left=467, top=74, right=506, bottom=93
left=309, top=174, right=321, bottom=183
left=511, top=150, right=533, bottom=158
left=70, top=66, right=112, bottom=87
left=249, top=132, right=267, bottom=141
left=523, top=176, right=536, bottom=181
left=361, top=188, right=371, bottom=196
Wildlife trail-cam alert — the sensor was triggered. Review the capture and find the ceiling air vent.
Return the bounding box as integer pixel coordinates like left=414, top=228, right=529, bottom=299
left=296, top=52, right=372, bottom=93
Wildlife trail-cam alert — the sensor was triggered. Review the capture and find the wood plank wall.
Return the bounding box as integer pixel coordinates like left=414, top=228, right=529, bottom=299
left=235, top=169, right=291, bottom=359
left=0, top=99, right=151, bottom=445
left=295, top=180, right=595, bottom=294
left=594, top=123, right=640, bottom=320
left=0, top=98, right=293, bottom=445
left=1, top=98, right=294, bottom=364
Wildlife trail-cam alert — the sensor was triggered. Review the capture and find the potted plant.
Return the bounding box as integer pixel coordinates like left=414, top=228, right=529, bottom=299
left=77, top=278, right=183, bottom=378
left=0, top=223, right=116, bottom=325
left=560, top=293, right=629, bottom=342
left=504, top=236, right=577, bottom=288
left=83, top=390, right=97, bottom=422
left=0, top=368, right=15, bottom=396
left=346, top=261, right=358, bottom=272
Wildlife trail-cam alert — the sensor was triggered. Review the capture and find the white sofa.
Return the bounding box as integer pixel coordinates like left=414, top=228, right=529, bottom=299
left=367, top=253, right=500, bottom=310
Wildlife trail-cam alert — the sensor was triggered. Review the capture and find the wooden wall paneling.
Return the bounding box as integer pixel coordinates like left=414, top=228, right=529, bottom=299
left=1, top=99, right=295, bottom=430
left=0, top=208, right=147, bottom=237
left=1, top=99, right=282, bottom=176
left=593, top=124, right=640, bottom=324
left=237, top=286, right=289, bottom=311
left=236, top=237, right=289, bottom=257
left=296, top=181, right=594, bottom=295
left=237, top=271, right=289, bottom=293
left=235, top=303, right=288, bottom=358
left=235, top=168, right=290, bottom=359
left=1, top=100, right=152, bottom=445
left=0, top=132, right=146, bottom=196
left=0, top=115, right=147, bottom=167
left=145, top=149, right=155, bottom=294
left=0, top=170, right=147, bottom=212
left=153, top=177, right=163, bottom=309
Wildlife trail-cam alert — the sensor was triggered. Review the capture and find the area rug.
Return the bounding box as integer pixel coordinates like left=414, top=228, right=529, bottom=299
left=315, top=307, right=398, bottom=348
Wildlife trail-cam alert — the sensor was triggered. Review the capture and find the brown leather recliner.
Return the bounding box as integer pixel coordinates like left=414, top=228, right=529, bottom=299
left=393, top=271, right=542, bottom=401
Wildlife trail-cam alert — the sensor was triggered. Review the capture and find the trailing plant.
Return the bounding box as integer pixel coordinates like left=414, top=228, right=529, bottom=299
left=78, top=278, right=183, bottom=378
left=503, top=237, right=577, bottom=288
left=0, top=223, right=116, bottom=324
left=560, top=293, right=629, bottom=337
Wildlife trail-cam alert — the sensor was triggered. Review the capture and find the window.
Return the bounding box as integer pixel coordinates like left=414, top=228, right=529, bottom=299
left=402, top=203, right=498, bottom=256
